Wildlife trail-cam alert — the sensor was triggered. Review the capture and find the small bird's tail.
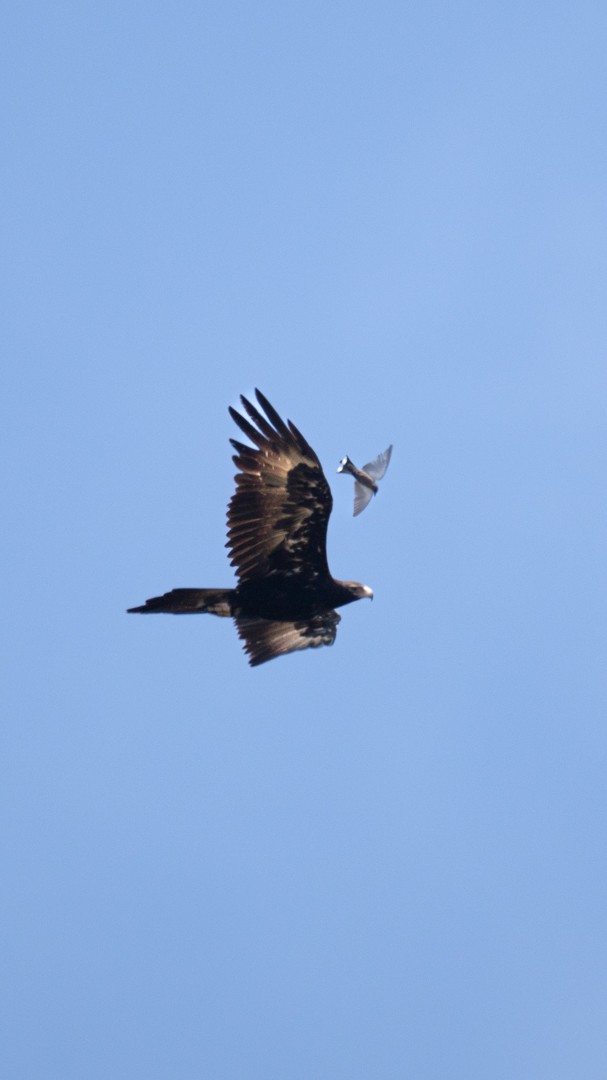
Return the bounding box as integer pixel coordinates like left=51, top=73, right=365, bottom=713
left=337, top=455, right=356, bottom=477
left=127, top=588, right=234, bottom=616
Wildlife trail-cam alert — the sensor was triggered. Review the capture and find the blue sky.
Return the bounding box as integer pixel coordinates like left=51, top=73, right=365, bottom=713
left=3, top=2, right=607, bottom=1077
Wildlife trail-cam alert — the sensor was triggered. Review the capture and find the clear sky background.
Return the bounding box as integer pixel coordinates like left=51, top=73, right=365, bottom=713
left=3, top=3, right=606, bottom=1077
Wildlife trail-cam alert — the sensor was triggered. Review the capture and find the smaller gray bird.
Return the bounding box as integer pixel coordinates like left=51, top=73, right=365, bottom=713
left=337, top=445, right=393, bottom=516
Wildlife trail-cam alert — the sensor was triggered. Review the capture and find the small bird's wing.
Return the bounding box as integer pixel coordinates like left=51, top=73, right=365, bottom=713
left=235, top=611, right=340, bottom=666
left=353, top=482, right=375, bottom=517
left=362, top=445, right=393, bottom=481
left=227, top=390, right=333, bottom=585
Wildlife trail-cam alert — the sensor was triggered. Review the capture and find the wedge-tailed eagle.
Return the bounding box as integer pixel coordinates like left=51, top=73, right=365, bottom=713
left=128, top=390, right=373, bottom=666
left=337, top=445, right=393, bottom=516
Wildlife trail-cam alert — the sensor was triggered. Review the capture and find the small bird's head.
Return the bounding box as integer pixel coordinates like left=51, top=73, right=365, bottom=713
left=337, top=456, right=352, bottom=474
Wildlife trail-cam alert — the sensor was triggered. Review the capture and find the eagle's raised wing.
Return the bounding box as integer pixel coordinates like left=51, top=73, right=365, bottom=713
left=235, top=611, right=340, bottom=666
left=227, top=390, right=333, bottom=584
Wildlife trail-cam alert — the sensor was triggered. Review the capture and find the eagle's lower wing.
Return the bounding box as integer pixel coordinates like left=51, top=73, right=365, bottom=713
left=227, top=389, right=333, bottom=584
left=235, top=611, right=340, bottom=666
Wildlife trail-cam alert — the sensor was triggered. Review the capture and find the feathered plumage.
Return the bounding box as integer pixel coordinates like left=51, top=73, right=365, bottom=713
left=337, top=445, right=393, bottom=516
left=128, top=390, right=373, bottom=666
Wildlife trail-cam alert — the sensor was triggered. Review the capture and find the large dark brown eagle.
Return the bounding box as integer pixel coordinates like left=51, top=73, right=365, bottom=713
left=128, top=390, right=373, bottom=665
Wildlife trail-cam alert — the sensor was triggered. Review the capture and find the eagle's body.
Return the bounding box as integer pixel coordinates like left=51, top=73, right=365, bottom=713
left=128, top=390, right=373, bottom=666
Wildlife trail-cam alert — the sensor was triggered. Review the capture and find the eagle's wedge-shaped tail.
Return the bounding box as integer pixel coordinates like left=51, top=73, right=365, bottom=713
left=337, top=445, right=392, bottom=516
left=127, top=588, right=234, bottom=616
